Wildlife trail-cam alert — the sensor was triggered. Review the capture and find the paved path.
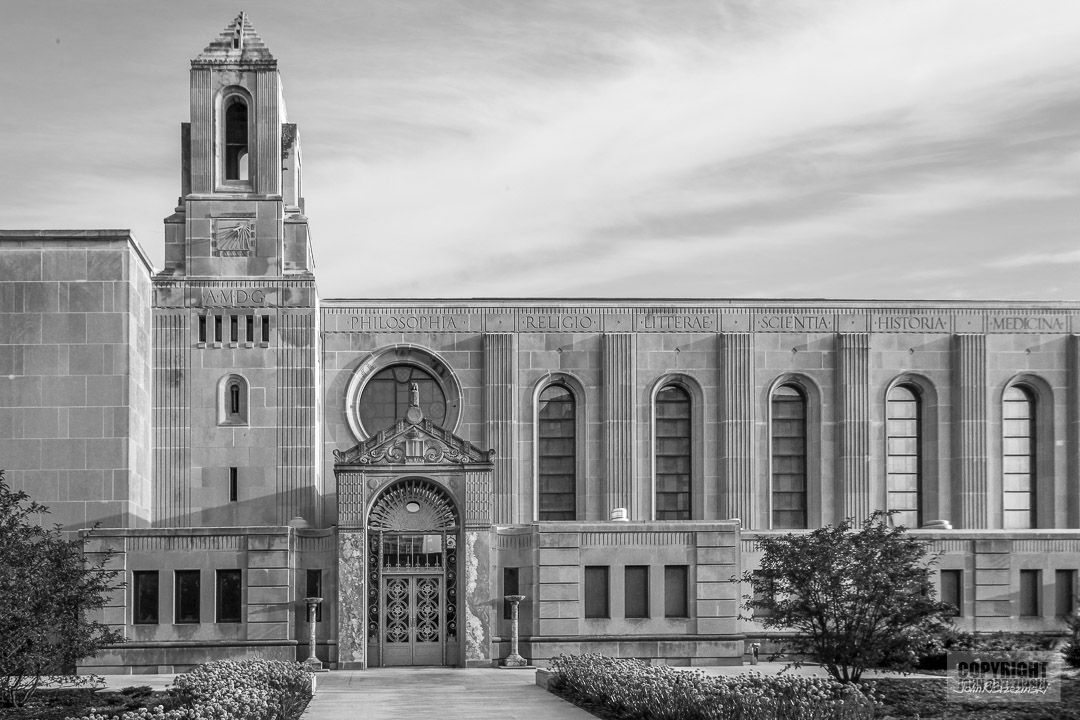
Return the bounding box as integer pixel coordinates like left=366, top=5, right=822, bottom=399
left=304, top=668, right=594, bottom=720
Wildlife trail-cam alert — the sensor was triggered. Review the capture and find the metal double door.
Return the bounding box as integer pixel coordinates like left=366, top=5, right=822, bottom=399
left=381, top=573, right=444, bottom=666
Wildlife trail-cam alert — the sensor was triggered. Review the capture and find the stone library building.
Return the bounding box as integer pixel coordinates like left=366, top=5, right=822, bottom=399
left=1, top=15, right=1079, bottom=673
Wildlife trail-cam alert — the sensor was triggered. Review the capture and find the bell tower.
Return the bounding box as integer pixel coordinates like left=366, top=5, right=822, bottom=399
left=153, top=13, right=320, bottom=529
left=162, top=11, right=312, bottom=277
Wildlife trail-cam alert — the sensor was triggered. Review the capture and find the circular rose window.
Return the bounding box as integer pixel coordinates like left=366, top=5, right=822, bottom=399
left=358, top=364, right=448, bottom=432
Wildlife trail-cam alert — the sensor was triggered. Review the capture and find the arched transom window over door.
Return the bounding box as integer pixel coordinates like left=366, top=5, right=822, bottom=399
left=537, top=383, right=576, bottom=520
left=886, top=385, right=922, bottom=528
left=655, top=384, right=691, bottom=520
left=1003, top=385, right=1036, bottom=529
left=771, top=384, right=807, bottom=529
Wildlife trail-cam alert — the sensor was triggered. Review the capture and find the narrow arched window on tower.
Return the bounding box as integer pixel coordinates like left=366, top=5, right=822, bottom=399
left=224, top=99, right=248, bottom=181
left=229, top=382, right=241, bottom=415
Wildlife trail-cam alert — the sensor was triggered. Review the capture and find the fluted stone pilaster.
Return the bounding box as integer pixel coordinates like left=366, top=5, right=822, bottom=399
left=188, top=68, right=212, bottom=194
left=952, top=333, right=987, bottom=528
left=255, top=70, right=281, bottom=195
left=1067, top=335, right=1080, bottom=527
left=484, top=333, right=517, bottom=524
left=602, top=333, right=636, bottom=518
left=719, top=333, right=755, bottom=526
left=837, top=333, right=871, bottom=520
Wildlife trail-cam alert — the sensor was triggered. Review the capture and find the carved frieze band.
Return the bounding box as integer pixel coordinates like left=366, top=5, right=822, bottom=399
left=484, top=333, right=517, bottom=524
left=581, top=531, right=693, bottom=546
left=837, top=333, right=871, bottom=520
left=337, top=472, right=365, bottom=528
left=719, top=333, right=754, bottom=526
left=603, top=333, right=636, bottom=518
left=465, top=471, right=493, bottom=529
left=321, top=307, right=1079, bottom=334
left=953, top=334, right=988, bottom=528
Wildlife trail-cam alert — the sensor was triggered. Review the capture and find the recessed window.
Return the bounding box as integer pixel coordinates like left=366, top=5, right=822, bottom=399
left=886, top=384, right=922, bottom=528
left=246, top=315, right=254, bottom=343
left=359, top=364, right=447, bottom=432
left=584, top=566, right=609, bottom=619
left=229, top=467, right=238, bottom=502
left=198, top=315, right=207, bottom=343
left=940, top=569, right=962, bottom=617
left=655, top=384, right=691, bottom=520
left=133, top=571, right=159, bottom=625
left=221, top=375, right=248, bottom=425
left=230, top=315, right=238, bottom=343
left=224, top=98, right=249, bottom=182
left=1019, top=569, right=1041, bottom=617
left=624, top=566, right=649, bottom=619
left=1056, top=570, right=1076, bottom=617
left=214, top=315, right=223, bottom=343
left=261, top=315, right=270, bottom=343
left=216, top=569, right=242, bottom=624
left=1003, top=385, right=1036, bottom=529
left=175, top=570, right=201, bottom=624
left=664, top=565, right=688, bottom=618
left=771, top=384, right=807, bottom=529
left=538, top=383, right=576, bottom=520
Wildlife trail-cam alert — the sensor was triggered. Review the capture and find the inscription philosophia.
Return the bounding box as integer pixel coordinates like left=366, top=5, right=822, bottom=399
left=351, top=314, right=462, bottom=331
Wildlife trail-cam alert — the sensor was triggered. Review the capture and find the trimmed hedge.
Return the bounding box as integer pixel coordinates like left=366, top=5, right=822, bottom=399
left=67, top=659, right=313, bottom=720
left=548, top=653, right=877, bottom=720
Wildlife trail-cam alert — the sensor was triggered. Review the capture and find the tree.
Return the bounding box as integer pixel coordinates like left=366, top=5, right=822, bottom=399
left=0, top=470, right=124, bottom=707
left=738, top=511, right=954, bottom=683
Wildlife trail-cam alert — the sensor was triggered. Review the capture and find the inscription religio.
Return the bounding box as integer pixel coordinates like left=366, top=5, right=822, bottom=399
left=200, top=288, right=269, bottom=306
left=755, top=313, right=836, bottom=332
left=517, top=312, right=599, bottom=332
left=637, top=313, right=717, bottom=332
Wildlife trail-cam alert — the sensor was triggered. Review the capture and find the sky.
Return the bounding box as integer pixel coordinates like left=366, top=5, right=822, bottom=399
left=2, top=1, right=1079, bottom=301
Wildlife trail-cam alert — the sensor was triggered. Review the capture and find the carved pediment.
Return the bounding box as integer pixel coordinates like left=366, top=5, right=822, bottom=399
left=333, top=418, right=495, bottom=467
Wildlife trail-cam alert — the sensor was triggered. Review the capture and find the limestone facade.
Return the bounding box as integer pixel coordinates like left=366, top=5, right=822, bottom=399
left=1, top=15, right=1079, bottom=672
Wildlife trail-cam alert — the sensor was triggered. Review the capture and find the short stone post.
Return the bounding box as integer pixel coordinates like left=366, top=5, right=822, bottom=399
left=503, top=594, right=528, bottom=667
left=304, top=597, right=327, bottom=672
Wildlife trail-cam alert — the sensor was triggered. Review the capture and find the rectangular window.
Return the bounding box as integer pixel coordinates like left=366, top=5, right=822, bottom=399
left=175, top=570, right=201, bottom=624
left=940, top=569, right=962, bottom=616
left=261, top=315, right=270, bottom=343
left=1056, top=570, right=1076, bottom=617
left=1019, top=569, right=1040, bottom=617
left=198, top=315, right=207, bottom=343
left=133, top=571, right=159, bottom=625
left=229, top=467, right=238, bottom=502
left=503, top=567, right=519, bottom=620
left=306, top=569, right=323, bottom=622
left=246, top=314, right=254, bottom=343
left=214, top=315, right=222, bottom=343
left=624, top=565, right=649, bottom=618
left=215, top=569, right=242, bottom=624
left=665, top=565, right=689, bottom=618
left=584, top=566, right=609, bottom=619
left=230, top=315, right=238, bottom=342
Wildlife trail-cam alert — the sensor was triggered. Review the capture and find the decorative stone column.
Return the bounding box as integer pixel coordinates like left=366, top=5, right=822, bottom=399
left=502, top=594, right=528, bottom=667
left=484, top=333, right=517, bottom=524
left=602, top=333, right=636, bottom=518
left=952, top=333, right=987, bottom=528
left=719, top=333, right=755, bottom=526
left=837, top=333, right=870, bottom=520
left=303, top=597, right=327, bottom=672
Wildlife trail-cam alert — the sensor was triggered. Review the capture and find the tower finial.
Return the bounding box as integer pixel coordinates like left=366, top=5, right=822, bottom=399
left=232, top=11, right=245, bottom=50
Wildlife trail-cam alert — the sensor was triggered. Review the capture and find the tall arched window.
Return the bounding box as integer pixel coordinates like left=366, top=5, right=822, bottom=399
left=655, top=384, right=691, bottom=520
left=537, top=383, right=576, bottom=520
left=1003, top=384, right=1036, bottom=529
left=771, top=384, right=807, bottom=529
left=886, top=384, right=922, bottom=528
left=224, top=98, right=249, bottom=181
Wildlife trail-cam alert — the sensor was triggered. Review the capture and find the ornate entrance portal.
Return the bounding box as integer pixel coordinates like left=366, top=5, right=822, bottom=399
left=366, top=479, right=459, bottom=667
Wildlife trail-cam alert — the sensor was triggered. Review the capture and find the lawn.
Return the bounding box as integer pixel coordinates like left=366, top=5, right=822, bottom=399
left=874, top=673, right=1080, bottom=720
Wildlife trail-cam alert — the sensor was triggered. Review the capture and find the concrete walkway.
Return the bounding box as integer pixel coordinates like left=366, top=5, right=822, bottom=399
left=303, top=668, right=594, bottom=720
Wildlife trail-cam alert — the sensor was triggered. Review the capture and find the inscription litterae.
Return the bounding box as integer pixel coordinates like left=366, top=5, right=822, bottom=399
left=640, top=313, right=716, bottom=332
left=987, top=316, right=1068, bottom=333
left=756, top=314, right=835, bottom=332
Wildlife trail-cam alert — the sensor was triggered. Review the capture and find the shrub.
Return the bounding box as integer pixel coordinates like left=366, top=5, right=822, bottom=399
left=548, top=653, right=878, bottom=720
left=65, top=659, right=313, bottom=720
left=1064, top=612, right=1080, bottom=669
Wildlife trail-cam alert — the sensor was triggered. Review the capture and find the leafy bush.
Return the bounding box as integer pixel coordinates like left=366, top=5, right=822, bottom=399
left=548, top=653, right=878, bottom=720
left=1064, top=612, right=1080, bottom=669
left=65, top=659, right=313, bottom=720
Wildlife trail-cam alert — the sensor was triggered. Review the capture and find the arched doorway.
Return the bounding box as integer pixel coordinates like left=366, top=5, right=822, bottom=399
left=366, top=478, right=459, bottom=667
